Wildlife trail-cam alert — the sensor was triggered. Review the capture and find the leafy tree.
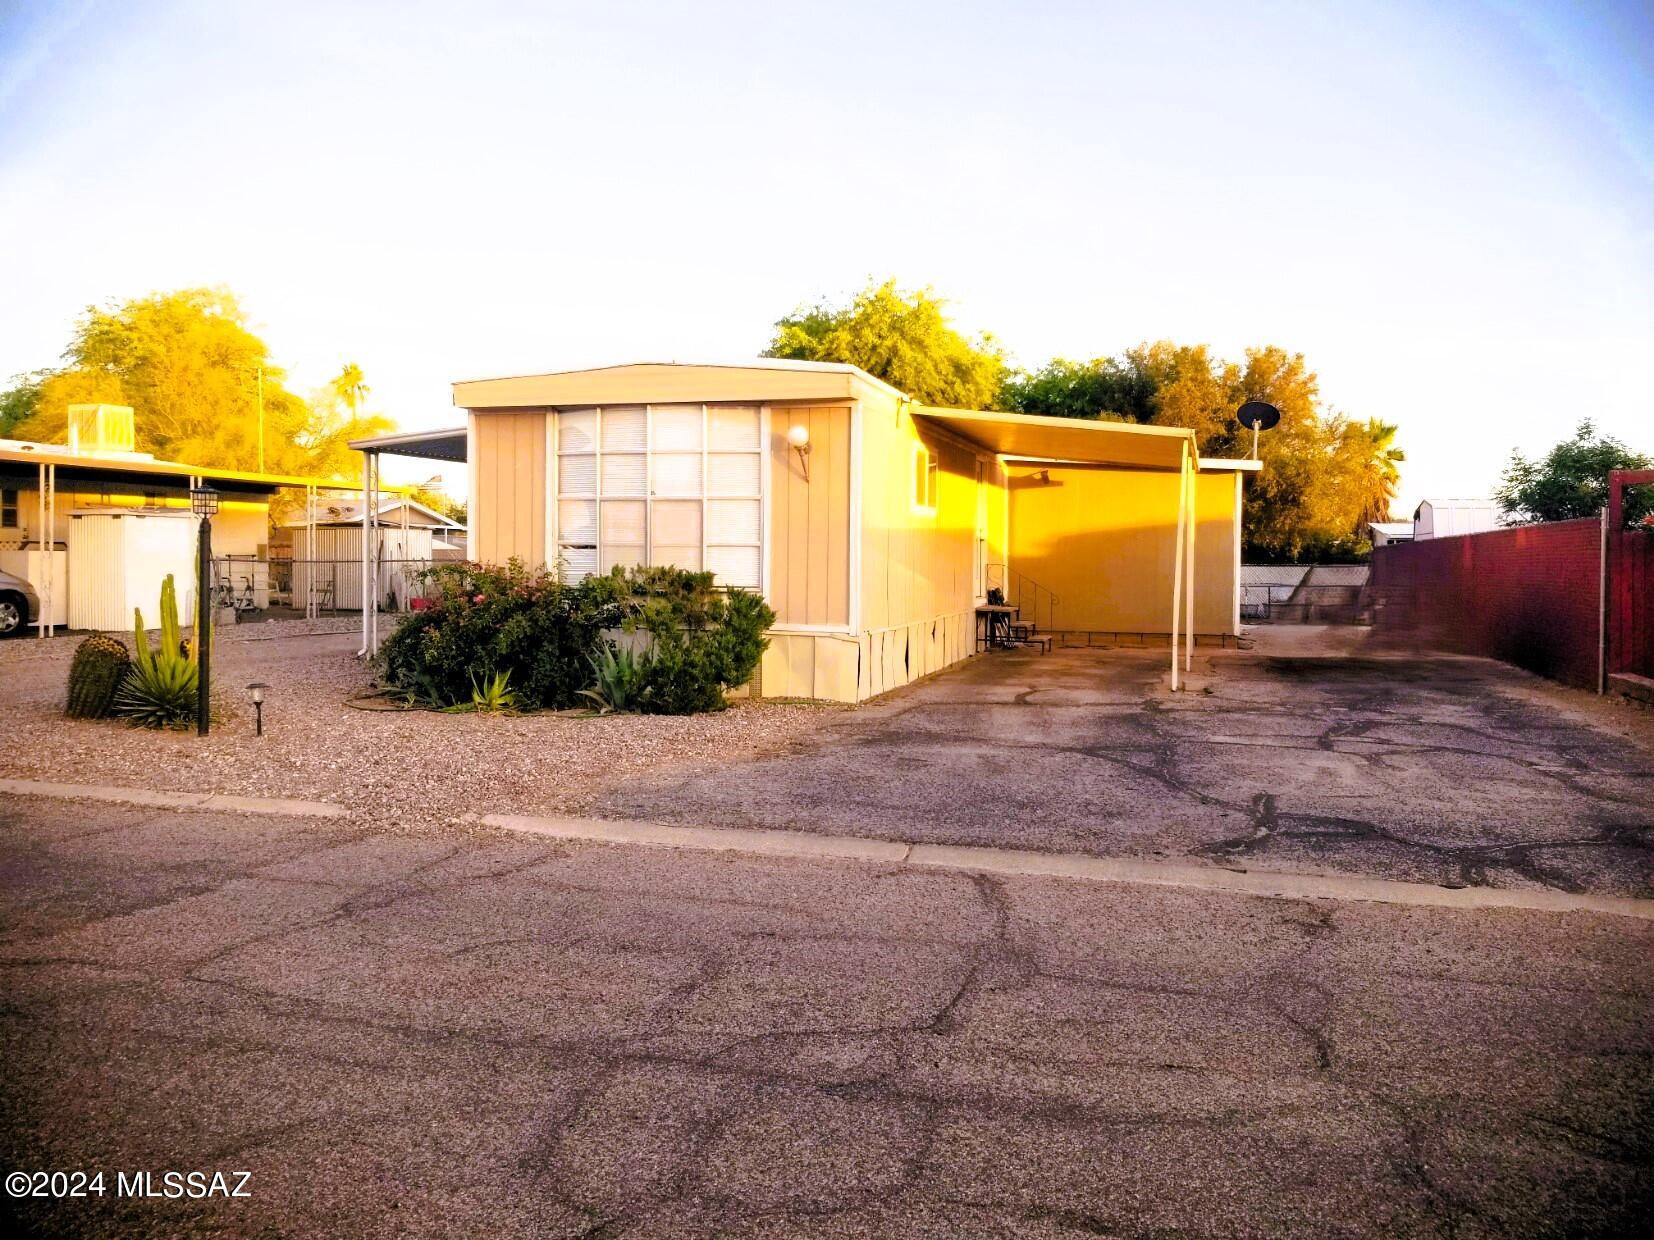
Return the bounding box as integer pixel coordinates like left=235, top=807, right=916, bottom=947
left=8, top=288, right=391, bottom=481
left=0, top=371, right=48, bottom=438
left=999, top=357, right=1151, bottom=422
left=764, top=280, right=1006, bottom=409
left=1496, top=421, right=1651, bottom=526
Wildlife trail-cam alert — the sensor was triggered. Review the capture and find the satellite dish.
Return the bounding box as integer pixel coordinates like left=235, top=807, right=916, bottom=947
left=1236, top=400, right=1280, bottom=460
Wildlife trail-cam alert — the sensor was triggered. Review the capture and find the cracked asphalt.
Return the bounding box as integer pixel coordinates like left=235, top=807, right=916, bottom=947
left=3, top=798, right=1652, bottom=1236
left=597, top=644, right=1654, bottom=899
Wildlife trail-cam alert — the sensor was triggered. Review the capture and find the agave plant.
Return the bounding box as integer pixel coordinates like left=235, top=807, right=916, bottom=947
left=113, top=573, right=201, bottom=729
left=469, top=668, right=518, bottom=713
left=579, top=644, right=651, bottom=714
left=113, top=655, right=199, bottom=729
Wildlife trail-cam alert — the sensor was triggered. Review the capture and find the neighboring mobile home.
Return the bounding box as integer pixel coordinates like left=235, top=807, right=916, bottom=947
left=1, top=405, right=357, bottom=633
left=441, top=361, right=1257, bottom=703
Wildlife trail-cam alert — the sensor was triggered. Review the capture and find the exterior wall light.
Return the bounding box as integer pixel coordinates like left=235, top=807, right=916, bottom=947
left=786, top=424, right=811, bottom=481
left=246, top=682, right=269, bottom=736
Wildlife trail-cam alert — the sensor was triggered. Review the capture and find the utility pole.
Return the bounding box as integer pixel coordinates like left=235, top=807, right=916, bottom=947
left=257, top=365, right=265, bottom=474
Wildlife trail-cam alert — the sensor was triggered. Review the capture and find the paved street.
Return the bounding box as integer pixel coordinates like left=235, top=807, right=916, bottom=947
left=599, top=646, right=1654, bottom=898
left=3, top=798, right=1650, bottom=1236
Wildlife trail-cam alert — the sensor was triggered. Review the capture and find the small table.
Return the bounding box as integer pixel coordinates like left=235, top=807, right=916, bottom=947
left=975, top=603, right=1019, bottom=652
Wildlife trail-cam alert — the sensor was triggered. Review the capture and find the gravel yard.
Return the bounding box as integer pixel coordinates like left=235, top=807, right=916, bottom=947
left=0, top=622, right=840, bottom=825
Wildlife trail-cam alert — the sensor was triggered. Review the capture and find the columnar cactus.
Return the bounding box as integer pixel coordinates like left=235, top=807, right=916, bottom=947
left=65, top=633, right=131, bottom=719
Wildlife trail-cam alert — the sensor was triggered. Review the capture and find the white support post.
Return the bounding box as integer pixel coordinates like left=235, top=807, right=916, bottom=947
left=359, top=456, right=372, bottom=656
left=1170, top=442, right=1188, bottom=691
left=305, top=485, right=316, bottom=620
left=1185, top=451, right=1195, bottom=672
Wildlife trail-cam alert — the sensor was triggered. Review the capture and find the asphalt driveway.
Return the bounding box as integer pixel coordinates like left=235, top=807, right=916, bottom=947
left=3, top=798, right=1651, bottom=1236
left=597, top=642, right=1654, bottom=898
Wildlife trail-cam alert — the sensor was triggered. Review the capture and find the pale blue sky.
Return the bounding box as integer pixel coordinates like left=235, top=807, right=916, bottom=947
left=1, top=0, right=1649, bottom=510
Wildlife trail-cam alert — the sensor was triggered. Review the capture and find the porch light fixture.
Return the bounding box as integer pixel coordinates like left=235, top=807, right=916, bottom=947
left=190, top=484, right=220, bottom=518
left=786, top=424, right=811, bottom=481
left=246, top=682, right=270, bottom=736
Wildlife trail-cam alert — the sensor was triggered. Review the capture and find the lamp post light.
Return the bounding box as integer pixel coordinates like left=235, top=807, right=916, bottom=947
left=246, top=682, right=270, bottom=736
left=190, top=484, right=219, bottom=737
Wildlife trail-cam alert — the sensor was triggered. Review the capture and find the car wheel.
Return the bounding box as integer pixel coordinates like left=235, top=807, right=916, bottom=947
left=0, top=592, right=23, bottom=637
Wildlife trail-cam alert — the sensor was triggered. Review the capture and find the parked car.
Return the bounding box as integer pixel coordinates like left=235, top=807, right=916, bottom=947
left=0, top=568, right=40, bottom=637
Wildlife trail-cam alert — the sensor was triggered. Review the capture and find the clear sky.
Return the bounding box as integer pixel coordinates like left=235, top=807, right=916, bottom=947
left=1, top=0, right=1649, bottom=509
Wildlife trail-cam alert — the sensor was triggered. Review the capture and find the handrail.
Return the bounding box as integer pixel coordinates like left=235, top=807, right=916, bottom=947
left=986, top=563, right=1059, bottom=631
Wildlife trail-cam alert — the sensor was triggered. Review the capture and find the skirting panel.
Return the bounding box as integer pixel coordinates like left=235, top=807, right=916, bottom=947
left=760, top=612, right=977, bottom=703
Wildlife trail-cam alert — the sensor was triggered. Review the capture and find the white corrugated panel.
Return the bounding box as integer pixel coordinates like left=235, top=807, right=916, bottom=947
left=709, top=406, right=760, bottom=451
left=651, top=452, right=702, bottom=495
left=707, top=499, right=760, bottom=544
left=601, top=500, right=646, bottom=543
left=559, top=409, right=597, bottom=453
left=708, top=453, right=760, bottom=495
left=601, top=406, right=647, bottom=451
left=707, top=544, right=760, bottom=589
left=651, top=405, right=703, bottom=450
left=559, top=454, right=596, bottom=495
left=558, top=499, right=596, bottom=543
left=651, top=500, right=700, bottom=546
left=601, top=453, right=646, bottom=496
left=600, top=544, right=645, bottom=574
left=559, top=545, right=596, bottom=582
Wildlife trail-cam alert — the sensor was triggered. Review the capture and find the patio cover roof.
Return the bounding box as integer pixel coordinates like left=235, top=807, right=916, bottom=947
left=913, top=406, right=1198, bottom=471
left=0, top=441, right=358, bottom=493
left=348, top=426, right=468, bottom=463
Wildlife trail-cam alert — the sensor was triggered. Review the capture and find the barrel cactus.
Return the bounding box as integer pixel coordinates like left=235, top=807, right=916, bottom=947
left=66, top=633, right=131, bottom=719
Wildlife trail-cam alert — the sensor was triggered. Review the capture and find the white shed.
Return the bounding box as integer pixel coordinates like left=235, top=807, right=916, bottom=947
left=279, top=497, right=462, bottom=613
left=1413, top=498, right=1500, bottom=540
left=67, top=508, right=198, bottom=631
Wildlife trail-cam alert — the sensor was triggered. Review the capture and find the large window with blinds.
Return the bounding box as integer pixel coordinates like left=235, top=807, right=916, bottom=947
left=554, top=404, right=764, bottom=589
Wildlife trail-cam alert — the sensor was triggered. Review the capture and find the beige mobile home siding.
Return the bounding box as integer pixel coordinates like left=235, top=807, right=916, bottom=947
left=851, top=394, right=1001, bottom=699
left=766, top=404, right=851, bottom=628
left=472, top=410, right=547, bottom=567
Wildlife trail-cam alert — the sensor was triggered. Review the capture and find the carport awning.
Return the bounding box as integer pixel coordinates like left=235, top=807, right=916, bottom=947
left=912, top=407, right=1196, bottom=470
left=348, top=426, right=468, bottom=463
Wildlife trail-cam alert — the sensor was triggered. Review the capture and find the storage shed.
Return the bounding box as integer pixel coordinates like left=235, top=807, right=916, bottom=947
left=66, top=508, right=198, bottom=631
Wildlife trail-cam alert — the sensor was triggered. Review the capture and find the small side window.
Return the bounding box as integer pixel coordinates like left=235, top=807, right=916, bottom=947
left=912, top=447, right=938, bottom=515
left=0, top=488, right=17, bottom=529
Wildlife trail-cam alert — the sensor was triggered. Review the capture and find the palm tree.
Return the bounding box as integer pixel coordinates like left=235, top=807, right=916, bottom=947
left=1343, top=418, right=1405, bottom=527
left=331, top=363, right=369, bottom=420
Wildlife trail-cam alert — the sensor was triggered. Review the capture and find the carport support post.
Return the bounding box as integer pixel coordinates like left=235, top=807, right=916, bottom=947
left=1170, top=442, right=1188, bottom=691
left=1185, top=449, right=1195, bottom=672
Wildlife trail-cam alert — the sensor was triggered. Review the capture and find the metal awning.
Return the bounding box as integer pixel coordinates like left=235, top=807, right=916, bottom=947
left=348, top=426, right=468, bottom=463
left=913, top=407, right=1196, bottom=470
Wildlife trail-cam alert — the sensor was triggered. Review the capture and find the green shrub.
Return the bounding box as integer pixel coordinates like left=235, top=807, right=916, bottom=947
left=113, top=573, right=201, bottom=729
left=378, top=561, right=627, bottom=710
left=625, top=575, right=775, bottom=714
left=376, top=561, right=774, bottom=715
left=66, top=634, right=131, bottom=719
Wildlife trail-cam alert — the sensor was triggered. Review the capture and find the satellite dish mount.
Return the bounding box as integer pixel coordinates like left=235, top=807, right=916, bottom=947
left=1236, top=400, right=1281, bottom=459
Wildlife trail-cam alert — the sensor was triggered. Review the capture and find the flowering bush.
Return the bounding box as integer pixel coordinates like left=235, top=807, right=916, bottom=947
left=376, top=561, right=774, bottom=714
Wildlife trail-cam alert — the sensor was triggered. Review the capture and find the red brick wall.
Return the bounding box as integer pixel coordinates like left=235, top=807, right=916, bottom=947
left=1370, top=519, right=1604, bottom=688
